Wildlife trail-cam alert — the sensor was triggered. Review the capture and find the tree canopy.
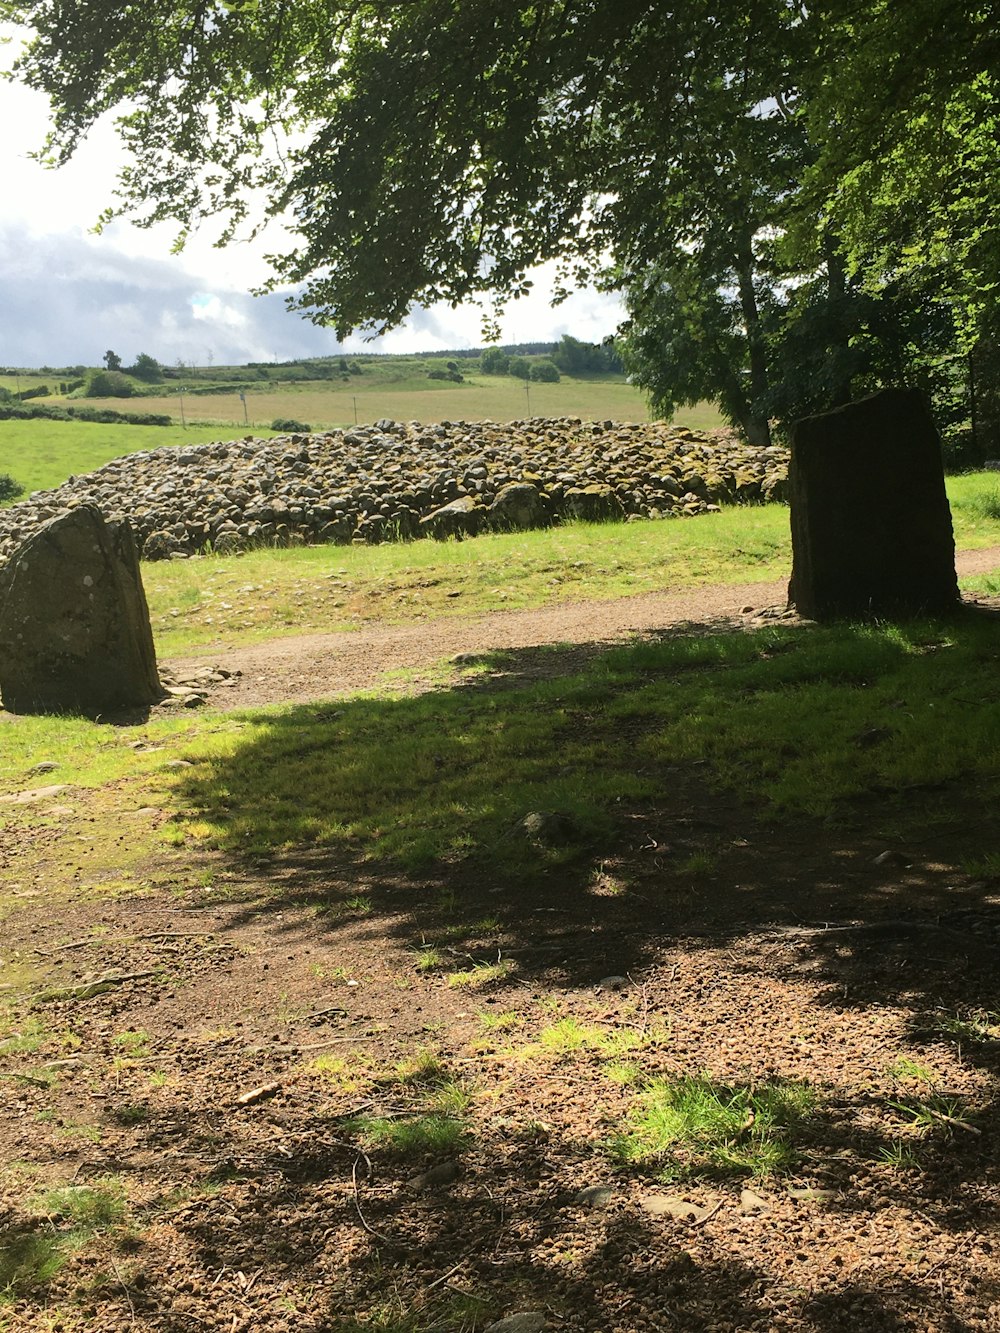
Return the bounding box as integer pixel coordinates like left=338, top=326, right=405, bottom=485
left=3, top=1, right=997, bottom=428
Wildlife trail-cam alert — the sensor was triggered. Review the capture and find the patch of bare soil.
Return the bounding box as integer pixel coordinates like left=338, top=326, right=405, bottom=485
left=2, top=554, right=1000, bottom=1331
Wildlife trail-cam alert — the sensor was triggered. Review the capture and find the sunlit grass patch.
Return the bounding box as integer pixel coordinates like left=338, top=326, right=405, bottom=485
left=346, top=1112, right=468, bottom=1158
left=948, top=473, right=1000, bottom=532
left=412, top=947, right=446, bottom=973
left=610, top=1075, right=817, bottom=1180
left=478, top=1009, right=522, bottom=1032
left=537, top=1016, right=646, bottom=1056
left=35, top=1180, right=126, bottom=1230
left=887, top=1055, right=938, bottom=1086
left=306, top=1052, right=371, bottom=1094
left=603, top=1060, right=642, bottom=1086
left=518, top=1015, right=667, bottom=1069
left=0, top=1016, right=49, bottom=1056
left=1, top=1177, right=128, bottom=1303
left=445, top=959, right=513, bottom=988
left=425, top=1080, right=471, bottom=1117
left=111, top=1029, right=151, bottom=1058
left=0, top=708, right=238, bottom=797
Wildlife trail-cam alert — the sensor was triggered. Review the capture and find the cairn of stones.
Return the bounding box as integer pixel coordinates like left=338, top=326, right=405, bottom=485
left=0, top=417, right=789, bottom=567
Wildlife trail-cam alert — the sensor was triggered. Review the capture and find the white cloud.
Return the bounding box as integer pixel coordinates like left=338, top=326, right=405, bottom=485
left=1, top=31, right=624, bottom=364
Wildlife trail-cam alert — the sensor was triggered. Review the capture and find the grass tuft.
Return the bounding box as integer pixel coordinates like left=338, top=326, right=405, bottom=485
left=610, top=1075, right=817, bottom=1180
left=346, top=1113, right=468, bottom=1158
left=1, top=1178, right=128, bottom=1303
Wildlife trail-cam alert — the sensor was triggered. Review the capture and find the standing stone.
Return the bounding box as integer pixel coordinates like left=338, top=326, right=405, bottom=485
left=0, top=505, right=162, bottom=714
left=787, top=388, right=959, bottom=620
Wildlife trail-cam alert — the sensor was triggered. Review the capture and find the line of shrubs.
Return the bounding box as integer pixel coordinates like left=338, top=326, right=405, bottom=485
left=0, top=402, right=172, bottom=427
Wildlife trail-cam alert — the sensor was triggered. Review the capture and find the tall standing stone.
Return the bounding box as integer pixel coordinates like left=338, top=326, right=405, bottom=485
left=787, top=388, right=959, bottom=620
left=0, top=504, right=163, bottom=714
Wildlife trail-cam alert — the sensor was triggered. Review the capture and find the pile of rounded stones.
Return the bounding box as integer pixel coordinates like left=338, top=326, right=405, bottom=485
left=0, top=417, right=788, bottom=566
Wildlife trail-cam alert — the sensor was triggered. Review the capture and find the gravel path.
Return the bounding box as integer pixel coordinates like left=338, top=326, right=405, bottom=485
left=168, top=545, right=1000, bottom=709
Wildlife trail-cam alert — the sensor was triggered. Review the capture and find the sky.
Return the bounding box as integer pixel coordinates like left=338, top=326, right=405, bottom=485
left=0, top=35, right=623, bottom=369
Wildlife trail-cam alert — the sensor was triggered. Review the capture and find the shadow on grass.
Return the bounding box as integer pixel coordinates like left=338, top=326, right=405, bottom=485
left=43, top=606, right=995, bottom=1330
left=174, top=604, right=1000, bottom=950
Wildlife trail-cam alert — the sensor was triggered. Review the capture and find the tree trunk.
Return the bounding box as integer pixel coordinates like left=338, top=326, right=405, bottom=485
left=734, top=233, right=771, bottom=446
left=823, top=234, right=854, bottom=407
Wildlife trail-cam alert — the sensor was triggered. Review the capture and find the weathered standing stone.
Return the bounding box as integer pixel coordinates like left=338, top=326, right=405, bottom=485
left=0, top=505, right=162, bottom=714
left=787, top=389, right=959, bottom=620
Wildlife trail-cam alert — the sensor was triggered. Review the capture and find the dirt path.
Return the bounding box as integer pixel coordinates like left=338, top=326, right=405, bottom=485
left=168, top=545, right=1000, bottom=709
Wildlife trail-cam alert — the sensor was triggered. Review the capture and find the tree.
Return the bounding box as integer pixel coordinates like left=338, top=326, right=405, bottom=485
left=480, top=348, right=510, bottom=375
left=128, top=352, right=162, bottom=383
left=4, top=2, right=993, bottom=427
left=1, top=3, right=808, bottom=332
left=552, top=335, right=619, bottom=376
left=102, top=350, right=122, bottom=373
left=529, top=360, right=560, bottom=382
left=85, top=369, right=133, bottom=399
left=797, top=1, right=1000, bottom=345
left=508, top=357, right=532, bottom=381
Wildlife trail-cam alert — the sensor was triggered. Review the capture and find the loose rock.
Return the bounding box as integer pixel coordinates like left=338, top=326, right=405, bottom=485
left=408, top=1160, right=462, bottom=1189
left=639, top=1194, right=714, bottom=1222
left=484, top=1315, right=547, bottom=1333
left=574, top=1184, right=615, bottom=1209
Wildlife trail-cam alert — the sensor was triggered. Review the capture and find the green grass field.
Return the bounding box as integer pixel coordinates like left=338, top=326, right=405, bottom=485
left=0, top=381, right=722, bottom=499
left=0, top=420, right=265, bottom=497
left=144, top=505, right=793, bottom=655
left=71, top=374, right=669, bottom=431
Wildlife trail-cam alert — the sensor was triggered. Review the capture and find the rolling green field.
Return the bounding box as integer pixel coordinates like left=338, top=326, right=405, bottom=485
left=0, top=375, right=724, bottom=499
left=73, top=374, right=667, bottom=431
left=0, top=420, right=257, bottom=497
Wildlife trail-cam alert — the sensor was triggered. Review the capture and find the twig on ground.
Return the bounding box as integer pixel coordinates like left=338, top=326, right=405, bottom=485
left=108, top=1256, right=136, bottom=1323
left=924, top=1232, right=976, bottom=1278
left=139, top=931, right=215, bottom=940
left=299, top=1005, right=351, bottom=1022
left=926, top=1106, right=981, bottom=1135
left=34, top=970, right=162, bottom=1002
left=351, top=1150, right=405, bottom=1248
left=0, top=1071, right=51, bottom=1087
left=424, top=1260, right=466, bottom=1292
left=32, top=939, right=101, bottom=957
left=691, top=1199, right=725, bottom=1228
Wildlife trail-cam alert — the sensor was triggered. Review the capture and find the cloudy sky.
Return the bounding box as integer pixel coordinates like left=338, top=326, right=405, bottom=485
left=1, top=34, right=623, bottom=369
